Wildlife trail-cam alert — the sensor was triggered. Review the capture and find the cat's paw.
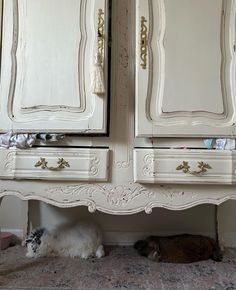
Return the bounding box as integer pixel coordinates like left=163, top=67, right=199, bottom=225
left=96, top=245, right=105, bottom=258
left=26, top=251, right=35, bottom=258
left=81, top=252, right=89, bottom=259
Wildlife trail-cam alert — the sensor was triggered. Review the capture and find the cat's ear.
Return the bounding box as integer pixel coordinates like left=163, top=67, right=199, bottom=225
left=134, top=240, right=147, bottom=251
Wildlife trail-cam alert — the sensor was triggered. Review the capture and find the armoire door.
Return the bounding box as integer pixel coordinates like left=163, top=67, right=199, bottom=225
left=0, top=0, right=109, bottom=134
left=135, top=0, right=236, bottom=137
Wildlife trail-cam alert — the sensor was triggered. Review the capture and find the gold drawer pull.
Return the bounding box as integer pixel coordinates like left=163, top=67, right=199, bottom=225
left=35, top=157, right=70, bottom=171
left=140, top=16, right=148, bottom=69
left=176, top=161, right=212, bottom=175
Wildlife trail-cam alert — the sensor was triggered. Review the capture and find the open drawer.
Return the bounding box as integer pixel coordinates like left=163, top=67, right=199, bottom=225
left=0, top=147, right=109, bottom=181
left=134, top=149, right=235, bottom=184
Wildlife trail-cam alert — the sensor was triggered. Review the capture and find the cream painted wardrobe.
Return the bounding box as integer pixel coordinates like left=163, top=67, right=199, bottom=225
left=1, top=0, right=236, bottom=219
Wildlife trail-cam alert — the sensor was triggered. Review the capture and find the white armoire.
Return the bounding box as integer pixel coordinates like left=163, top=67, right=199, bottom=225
left=1, top=0, right=236, bottom=219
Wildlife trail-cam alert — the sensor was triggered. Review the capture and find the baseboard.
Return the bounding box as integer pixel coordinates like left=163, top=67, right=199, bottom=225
left=103, top=231, right=147, bottom=246
left=103, top=231, right=216, bottom=246
left=2, top=229, right=236, bottom=248
left=1, top=229, right=24, bottom=239
left=220, top=233, right=236, bottom=248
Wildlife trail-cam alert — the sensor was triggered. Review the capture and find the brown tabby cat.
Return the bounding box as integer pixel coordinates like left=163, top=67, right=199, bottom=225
left=134, top=234, right=222, bottom=263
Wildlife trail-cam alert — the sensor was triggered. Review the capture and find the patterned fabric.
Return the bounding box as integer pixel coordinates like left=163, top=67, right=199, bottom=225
left=0, top=131, right=65, bottom=148
left=36, top=134, right=65, bottom=143
left=0, top=131, right=36, bottom=148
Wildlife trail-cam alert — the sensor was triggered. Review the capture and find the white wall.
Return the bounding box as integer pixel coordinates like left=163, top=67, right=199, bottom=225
left=29, top=201, right=214, bottom=233
left=0, top=197, right=23, bottom=229
left=218, top=201, right=236, bottom=247
left=0, top=196, right=27, bottom=238
left=1, top=198, right=236, bottom=246
left=3, top=198, right=236, bottom=246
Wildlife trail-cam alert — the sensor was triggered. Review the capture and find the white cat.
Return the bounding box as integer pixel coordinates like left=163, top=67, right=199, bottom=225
left=22, top=221, right=105, bottom=259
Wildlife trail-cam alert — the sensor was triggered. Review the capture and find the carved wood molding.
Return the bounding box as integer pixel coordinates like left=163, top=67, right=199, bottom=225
left=4, top=151, right=16, bottom=172
left=143, top=153, right=157, bottom=177
left=46, top=184, right=148, bottom=207
left=1, top=183, right=236, bottom=214
left=110, top=0, right=133, bottom=169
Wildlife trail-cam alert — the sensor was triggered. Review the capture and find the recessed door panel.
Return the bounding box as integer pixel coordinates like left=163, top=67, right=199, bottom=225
left=136, top=0, right=236, bottom=137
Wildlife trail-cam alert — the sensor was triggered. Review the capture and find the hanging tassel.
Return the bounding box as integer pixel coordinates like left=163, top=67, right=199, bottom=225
left=91, top=52, right=105, bottom=95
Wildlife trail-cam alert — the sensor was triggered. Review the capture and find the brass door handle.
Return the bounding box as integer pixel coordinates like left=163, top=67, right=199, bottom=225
left=35, top=157, right=70, bottom=171
left=97, top=9, right=105, bottom=65
left=176, top=161, right=212, bottom=175
left=140, top=16, right=148, bottom=69
left=91, top=9, right=105, bottom=95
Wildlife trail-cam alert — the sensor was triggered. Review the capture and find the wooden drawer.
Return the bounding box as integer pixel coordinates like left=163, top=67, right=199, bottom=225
left=134, top=149, right=234, bottom=184
left=0, top=147, right=109, bottom=181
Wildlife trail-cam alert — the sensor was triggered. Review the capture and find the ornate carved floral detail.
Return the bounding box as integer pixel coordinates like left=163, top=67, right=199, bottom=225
left=45, top=183, right=199, bottom=208
left=162, top=190, right=186, bottom=201
left=46, top=184, right=98, bottom=198
left=46, top=184, right=154, bottom=207
left=89, top=155, right=100, bottom=176
left=1, top=183, right=234, bottom=214
left=116, top=161, right=130, bottom=169
left=102, top=185, right=152, bottom=206
left=146, top=185, right=199, bottom=202
left=4, top=151, right=16, bottom=172
left=0, top=187, right=98, bottom=213
left=159, top=186, right=198, bottom=201
left=143, top=154, right=158, bottom=177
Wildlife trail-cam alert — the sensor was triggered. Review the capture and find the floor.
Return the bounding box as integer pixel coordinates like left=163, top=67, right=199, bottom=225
left=0, top=246, right=236, bottom=290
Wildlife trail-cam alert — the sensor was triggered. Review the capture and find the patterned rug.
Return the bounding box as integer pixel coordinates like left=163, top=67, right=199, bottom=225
left=0, top=245, right=236, bottom=290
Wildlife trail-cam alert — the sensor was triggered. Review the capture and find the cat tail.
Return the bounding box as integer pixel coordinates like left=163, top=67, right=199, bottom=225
left=212, top=245, right=223, bottom=262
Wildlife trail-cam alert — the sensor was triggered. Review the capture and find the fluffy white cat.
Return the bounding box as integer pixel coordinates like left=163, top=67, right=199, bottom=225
left=22, top=221, right=105, bottom=259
